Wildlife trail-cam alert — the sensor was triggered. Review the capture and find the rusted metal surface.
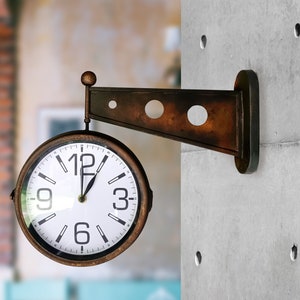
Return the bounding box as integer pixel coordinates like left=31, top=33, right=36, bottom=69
left=234, top=70, right=259, bottom=173
left=82, top=70, right=259, bottom=173
left=89, top=88, right=240, bottom=155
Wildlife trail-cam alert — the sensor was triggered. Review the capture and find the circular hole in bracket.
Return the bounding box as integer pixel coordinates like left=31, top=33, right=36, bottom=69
left=290, top=244, right=298, bottom=261
left=295, top=23, right=300, bottom=38
left=108, top=100, right=117, bottom=109
left=200, top=35, right=207, bottom=49
left=195, top=251, right=202, bottom=266
left=145, top=100, right=164, bottom=119
left=187, top=105, right=208, bottom=126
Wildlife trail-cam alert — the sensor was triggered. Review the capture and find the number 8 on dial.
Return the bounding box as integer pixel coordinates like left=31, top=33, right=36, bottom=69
left=13, top=130, right=152, bottom=266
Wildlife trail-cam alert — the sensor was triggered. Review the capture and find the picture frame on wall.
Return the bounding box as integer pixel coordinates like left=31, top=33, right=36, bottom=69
left=38, top=107, right=85, bottom=143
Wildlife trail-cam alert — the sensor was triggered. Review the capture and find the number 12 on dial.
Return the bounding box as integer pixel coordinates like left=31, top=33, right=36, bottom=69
left=13, top=130, right=152, bottom=266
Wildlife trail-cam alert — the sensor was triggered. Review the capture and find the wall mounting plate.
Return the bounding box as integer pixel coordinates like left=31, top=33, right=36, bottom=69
left=234, top=70, right=259, bottom=174
left=81, top=70, right=259, bottom=173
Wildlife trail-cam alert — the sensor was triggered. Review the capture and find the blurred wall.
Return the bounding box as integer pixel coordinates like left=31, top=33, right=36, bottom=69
left=0, top=0, right=15, bottom=282
left=16, top=0, right=180, bottom=280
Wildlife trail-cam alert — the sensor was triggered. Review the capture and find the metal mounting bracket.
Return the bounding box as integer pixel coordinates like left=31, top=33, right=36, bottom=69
left=81, top=70, right=259, bottom=174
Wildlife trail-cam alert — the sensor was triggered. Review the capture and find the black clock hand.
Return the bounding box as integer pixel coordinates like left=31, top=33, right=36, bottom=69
left=81, top=155, right=108, bottom=200
left=80, top=159, right=84, bottom=196
left=82, top=172, right=98, bottom=197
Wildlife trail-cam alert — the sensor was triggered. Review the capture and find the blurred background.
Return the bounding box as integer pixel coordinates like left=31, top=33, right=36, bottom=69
left=0, top=0, right=180, bottom=299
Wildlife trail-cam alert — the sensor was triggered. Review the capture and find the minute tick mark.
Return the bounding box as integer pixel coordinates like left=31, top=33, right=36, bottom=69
left=96, top=155, right=108, bottom=173
left=108, top=213, right=126, bottom=225
left=56, top=225, right=68, bottom=243
left=38, top=172, right=56, bottom=185
left=56, top=155, right=68, bottom=173
left=108, top=172, right=126, bottom=185
left=96, top=225, right=108, bottom=243
left=38, top=213, right=56, bottom=225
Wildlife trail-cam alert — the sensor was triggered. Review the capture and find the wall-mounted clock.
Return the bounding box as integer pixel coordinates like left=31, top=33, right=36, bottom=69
left=11, top=69, right=259, bottom=266
left=12, top=130, right=152, bottom=266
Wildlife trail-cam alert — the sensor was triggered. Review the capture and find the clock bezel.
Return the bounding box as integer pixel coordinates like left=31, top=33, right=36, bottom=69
left=14, top=130, right=152, bottom=266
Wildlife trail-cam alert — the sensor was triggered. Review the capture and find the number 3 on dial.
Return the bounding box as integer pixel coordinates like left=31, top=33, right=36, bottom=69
left=13, top=130, right=152, bottom=266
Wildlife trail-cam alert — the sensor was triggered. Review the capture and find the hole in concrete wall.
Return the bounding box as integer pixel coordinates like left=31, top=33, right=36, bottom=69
left=294, top=23, right=300, bottom=38
left=108, top=100, right=117, bottom=109
left=145, top=100, right=164, bottom=119
left=290, top=244, right=298, bottom=261
left=200, top=35, right=207, bottom=49
left=187, top=105, right=208, bottom=126
left=195, top=251, right=202, bottom=266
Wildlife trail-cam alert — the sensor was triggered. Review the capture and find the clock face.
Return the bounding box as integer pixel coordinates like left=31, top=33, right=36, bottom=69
left=14, top=131, right=151, bottom=266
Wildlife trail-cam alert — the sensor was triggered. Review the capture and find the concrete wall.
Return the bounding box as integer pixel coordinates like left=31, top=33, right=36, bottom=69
left=16, top=0, right=180, bottom=280
left=181, top=0, right=300, bottom=299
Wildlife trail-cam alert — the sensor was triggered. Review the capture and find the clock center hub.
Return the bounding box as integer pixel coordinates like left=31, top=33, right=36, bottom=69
left=78, top=195, right=87, bottom=203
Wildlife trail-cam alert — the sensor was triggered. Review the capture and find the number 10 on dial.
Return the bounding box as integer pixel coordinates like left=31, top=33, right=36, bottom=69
left=13, top=131, right=152, bottom=266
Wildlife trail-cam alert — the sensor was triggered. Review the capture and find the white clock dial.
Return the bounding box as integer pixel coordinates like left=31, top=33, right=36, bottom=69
left=14, top=131, right=152, bottom=266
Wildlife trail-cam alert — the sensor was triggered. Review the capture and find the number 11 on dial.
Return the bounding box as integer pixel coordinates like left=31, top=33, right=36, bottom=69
left=13, top=130, right=152, bottom=266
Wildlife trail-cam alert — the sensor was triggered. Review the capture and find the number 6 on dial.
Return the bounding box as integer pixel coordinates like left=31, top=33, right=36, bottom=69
left=12, top=130, right=152, bottom=266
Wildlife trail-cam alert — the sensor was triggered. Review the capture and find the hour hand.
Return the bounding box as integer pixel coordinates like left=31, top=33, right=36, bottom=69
left=79, top=155, right=108, bottom=202
left=82, top=173, right=98, bottom=198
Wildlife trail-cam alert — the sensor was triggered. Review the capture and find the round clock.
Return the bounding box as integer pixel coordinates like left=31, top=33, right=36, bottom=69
left=13, top=130, right=152, bottom=266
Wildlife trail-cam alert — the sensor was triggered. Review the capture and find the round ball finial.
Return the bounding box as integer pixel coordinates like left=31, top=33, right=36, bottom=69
left=81, top=71, right=97, bottom=86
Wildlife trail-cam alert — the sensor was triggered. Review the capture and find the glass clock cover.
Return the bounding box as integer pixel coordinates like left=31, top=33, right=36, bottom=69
left=13, top=131, right=152, bottom=266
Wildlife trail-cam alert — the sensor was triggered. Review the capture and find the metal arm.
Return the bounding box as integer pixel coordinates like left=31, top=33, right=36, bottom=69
left=81, top=70, right=259, bottom=174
